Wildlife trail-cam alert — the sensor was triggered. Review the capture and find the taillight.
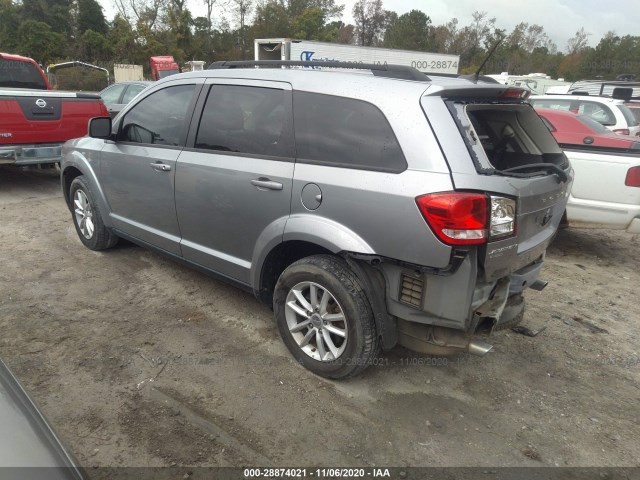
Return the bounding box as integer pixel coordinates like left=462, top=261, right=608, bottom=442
left=490, top=196, right=517, bottom=239
left=613, top=128, right=630, bottom=136
left=626, top=166, right=640, bottom=187
left=416, top=193, right=487, bottom=245
left=416, top=193, right=518, bottom=246
left=501, top=87, right=530, bottom=100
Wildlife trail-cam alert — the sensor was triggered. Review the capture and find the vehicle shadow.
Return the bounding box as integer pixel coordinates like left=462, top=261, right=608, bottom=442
left=0, top=165, right=61, bottom=203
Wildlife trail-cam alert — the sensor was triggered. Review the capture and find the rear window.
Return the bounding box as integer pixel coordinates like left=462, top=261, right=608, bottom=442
left=627, top=106, right=640, bottom=123
left=453, top=102, right=568, bottom=173
left=0, top=58, right=47, bottom=90
left=617, top=105, right=639, bottom=127
left=577, top=115, right=609, bottom=133
left=293, top=92, right=407, bottom=173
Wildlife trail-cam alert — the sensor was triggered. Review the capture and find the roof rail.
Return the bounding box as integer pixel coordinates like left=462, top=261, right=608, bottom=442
left=208, top=60, right=431, bottom=82
left=568, top=80, right=640, bottom=100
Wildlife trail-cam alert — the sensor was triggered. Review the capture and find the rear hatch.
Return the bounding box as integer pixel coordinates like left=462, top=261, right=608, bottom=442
left=0, top=90, right=106, bottom=145
left=422, top=85, right=573, bottom=282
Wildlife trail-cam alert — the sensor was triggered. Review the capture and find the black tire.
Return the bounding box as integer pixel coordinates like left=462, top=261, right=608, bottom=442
left=69, top=176, right=118, bottom=251
left=273, top=255, right=379, bottom=379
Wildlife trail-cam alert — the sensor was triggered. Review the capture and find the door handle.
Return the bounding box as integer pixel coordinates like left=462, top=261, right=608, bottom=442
left=251, top=178, right=283, bottom=191
left=150, top=162, right=171, bottom=172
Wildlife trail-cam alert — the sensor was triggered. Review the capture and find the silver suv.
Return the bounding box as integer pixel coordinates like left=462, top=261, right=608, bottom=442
left=61, top=61, right=573, bottom=378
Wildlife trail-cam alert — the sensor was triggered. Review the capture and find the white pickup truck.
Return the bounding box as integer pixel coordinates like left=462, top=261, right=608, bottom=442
left=563, top=147, right=640, bottom=233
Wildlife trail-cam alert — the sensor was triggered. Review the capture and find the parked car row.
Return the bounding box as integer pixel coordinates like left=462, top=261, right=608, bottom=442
left=527, top=81, right=640, bottom=234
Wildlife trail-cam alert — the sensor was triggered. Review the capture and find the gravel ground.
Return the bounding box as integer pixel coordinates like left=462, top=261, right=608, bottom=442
left=1, top=165, right=639, bottom=470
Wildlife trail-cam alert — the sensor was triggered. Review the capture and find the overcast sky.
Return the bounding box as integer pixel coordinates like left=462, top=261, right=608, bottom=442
left=98, top=0, right=640, bottom=50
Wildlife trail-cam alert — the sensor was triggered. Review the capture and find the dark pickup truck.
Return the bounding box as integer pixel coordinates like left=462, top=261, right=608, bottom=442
left=0, top=53, right=108, bottom=166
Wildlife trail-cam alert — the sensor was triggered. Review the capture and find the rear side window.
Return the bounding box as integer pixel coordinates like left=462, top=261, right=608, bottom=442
left=531, top=98, right=616, bottom=126
left=195, top=84, right=293, bottom=158
left=118, top=84, right=195, bottom=146
left=577, top=102, right=615, bottom=126
left=121, top=84, right=147, bottom=104
left=0, top=58, right=47, bottom=90
left=293, top=92, right=407, bottom=172
left=101, top=83, right=126, bottom=104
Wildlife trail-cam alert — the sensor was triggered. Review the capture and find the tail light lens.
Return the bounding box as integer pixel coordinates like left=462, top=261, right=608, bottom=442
left=613, top=128, right=630, bottom=136
left=490, top=197, right=517, bottom=239
left=501, top=87, right=530, bottom=100
left=626, top=166, right=640, bottom=187
left=416, top=192, right=517, bottom=246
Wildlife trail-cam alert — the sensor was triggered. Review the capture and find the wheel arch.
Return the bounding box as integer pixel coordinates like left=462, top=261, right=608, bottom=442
left=61, top=154, right=112, bottom=228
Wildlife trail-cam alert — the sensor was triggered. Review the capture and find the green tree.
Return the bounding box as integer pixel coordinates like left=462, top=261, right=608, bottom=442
left=22, top=0, right=73, bottom=37
left=383, top=9, right=432, bottom=51
left=17, top=20, right=66, bottom=64
left=291, top=7, right=326, bottom=39
left=79, top=29, right=112, bottom=61
left=251, top=1, right=290, bottom=39
left=0, top=0, right=21, bottom=51
left=352, top=0, right=391, bottom=46
left=77, top=0, right=108, bottom=35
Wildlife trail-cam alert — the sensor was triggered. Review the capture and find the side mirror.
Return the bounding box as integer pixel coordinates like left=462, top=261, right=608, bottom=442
left=88, top=116, right=112, bottom=139
left=583, top=136, right=594, bottom=145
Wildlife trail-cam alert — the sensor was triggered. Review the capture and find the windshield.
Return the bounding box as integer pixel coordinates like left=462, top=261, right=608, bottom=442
left=158, top=69, right=179, bottom=79
left=617, top=104, right=639, bottom=127
left=0, top=58, right=48, bottom=90
left=577, top=115, right=609, bottom=133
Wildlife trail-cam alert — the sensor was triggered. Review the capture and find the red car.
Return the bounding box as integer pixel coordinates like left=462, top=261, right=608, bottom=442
left=535, top=107, right=640, bottom=150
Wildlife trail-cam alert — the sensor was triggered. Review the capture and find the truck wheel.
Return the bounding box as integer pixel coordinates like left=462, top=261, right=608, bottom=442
left=273, top=255, right=379, bottom=379
left=70, top=176, right=118, bottom=251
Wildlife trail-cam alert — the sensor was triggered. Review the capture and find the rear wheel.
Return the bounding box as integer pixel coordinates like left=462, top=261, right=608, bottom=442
left=273, top=255, right=379, bottom=379
left=70, top=176, right=118, bottom=251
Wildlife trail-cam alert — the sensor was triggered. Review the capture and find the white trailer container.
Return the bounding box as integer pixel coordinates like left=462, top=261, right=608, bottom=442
left=113, top=64, right=143, bottom=82
left=255, top=38, right=460, bottom=74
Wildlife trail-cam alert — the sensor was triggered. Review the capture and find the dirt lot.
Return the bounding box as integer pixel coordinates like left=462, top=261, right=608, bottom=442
left=1, top=166, right=639, bottom=470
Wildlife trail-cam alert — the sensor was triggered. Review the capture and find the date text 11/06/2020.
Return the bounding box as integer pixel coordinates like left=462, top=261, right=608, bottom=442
left=244, top=468, right=392, bottom=478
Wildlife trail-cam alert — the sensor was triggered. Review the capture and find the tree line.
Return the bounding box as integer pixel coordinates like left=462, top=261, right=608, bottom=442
left=1, top=0, right=639, bottom=81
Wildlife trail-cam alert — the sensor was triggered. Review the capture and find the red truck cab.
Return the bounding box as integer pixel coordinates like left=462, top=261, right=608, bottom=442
left=149, top=56, right=180, bottom=81
left=0, top=53, right=51, bottom=90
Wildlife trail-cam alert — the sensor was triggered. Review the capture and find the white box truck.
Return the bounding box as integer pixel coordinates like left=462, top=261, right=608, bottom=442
left=254, top=38, right=460, bottom=74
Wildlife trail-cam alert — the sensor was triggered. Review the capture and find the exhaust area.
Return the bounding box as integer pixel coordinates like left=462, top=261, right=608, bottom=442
left=397, top=320, right=493, bottom=357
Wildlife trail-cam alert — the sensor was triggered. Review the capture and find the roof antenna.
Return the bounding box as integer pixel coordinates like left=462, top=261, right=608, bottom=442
left=473, top=37, right=504, bottom=83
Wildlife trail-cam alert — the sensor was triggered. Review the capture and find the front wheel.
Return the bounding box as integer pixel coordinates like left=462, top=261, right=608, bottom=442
left=273, top=255, right=379, bottom=379
left=70, top=176, right=118, bottom=251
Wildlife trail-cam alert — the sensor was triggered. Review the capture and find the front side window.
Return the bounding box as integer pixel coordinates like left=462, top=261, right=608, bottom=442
left=195, top=84, right=293, bottom=158
left=293, top=92, right=406, bottom=172
left=118, top=84, right=195, bottom=146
